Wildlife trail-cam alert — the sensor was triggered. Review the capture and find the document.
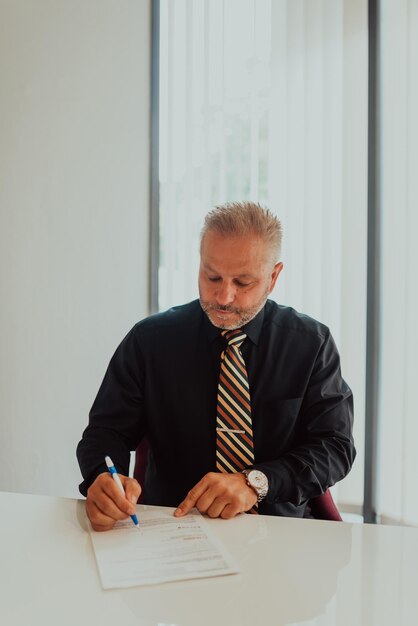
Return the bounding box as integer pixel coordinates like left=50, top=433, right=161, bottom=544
left=89, top=505, right=239, bottom=589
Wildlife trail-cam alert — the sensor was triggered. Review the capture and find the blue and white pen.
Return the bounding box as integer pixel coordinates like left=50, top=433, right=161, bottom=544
left=105, top=456, right=140, bottom=528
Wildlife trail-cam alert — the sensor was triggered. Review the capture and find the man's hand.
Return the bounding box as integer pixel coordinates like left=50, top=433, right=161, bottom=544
left=86, top=472, right=141, bottom=531
left=174, top=472, right=258, bottom=519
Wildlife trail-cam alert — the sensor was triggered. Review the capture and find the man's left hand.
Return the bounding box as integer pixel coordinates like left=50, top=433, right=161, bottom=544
left=174, top=472, right=258, bottom=519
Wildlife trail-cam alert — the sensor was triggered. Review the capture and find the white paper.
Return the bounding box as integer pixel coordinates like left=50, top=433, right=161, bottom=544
left=89, top=505, right=239, bottom=589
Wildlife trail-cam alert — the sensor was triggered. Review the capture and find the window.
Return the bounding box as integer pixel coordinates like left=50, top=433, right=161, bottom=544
left=157, top=0, right=368, bottom=511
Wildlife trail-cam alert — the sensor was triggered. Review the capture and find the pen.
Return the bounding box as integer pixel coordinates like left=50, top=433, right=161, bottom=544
left=105, top=456, right=140, bottom=528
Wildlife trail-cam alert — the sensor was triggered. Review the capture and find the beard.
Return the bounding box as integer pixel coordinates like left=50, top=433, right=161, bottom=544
left=199, top=288, right=270, bottom=330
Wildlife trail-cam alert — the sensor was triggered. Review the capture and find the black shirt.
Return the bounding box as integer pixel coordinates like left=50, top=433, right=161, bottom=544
left=77, top=299, right=355, bottom=517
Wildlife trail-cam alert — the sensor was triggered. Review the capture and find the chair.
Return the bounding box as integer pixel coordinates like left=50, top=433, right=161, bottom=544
left=308, top=489, right=342, bottom=521
left=134, top=439, right=342, bottom=520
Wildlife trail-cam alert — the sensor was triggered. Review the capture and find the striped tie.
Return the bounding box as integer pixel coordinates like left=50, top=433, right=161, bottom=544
left=216, top=329, right=255, bottom=474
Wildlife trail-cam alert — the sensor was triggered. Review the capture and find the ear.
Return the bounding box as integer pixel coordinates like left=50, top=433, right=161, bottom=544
left=268, top=262, right=283, bottom=293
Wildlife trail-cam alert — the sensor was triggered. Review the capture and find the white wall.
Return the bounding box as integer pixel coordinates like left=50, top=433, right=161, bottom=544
left=0, top=0, right=151, bottom=498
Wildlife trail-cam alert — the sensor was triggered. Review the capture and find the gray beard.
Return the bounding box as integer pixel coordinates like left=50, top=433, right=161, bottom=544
left=199, top=291, right=269, bottom=330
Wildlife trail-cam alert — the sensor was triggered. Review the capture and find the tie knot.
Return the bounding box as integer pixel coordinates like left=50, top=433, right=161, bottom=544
left=222, top=329, right=247, bottom=348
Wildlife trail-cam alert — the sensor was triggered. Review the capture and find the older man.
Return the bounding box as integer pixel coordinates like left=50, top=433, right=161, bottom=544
left=77, top=201, right=355, bottom=531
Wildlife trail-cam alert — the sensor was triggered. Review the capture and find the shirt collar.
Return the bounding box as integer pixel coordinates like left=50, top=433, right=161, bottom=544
left=202, top=303, right=265, bottom=346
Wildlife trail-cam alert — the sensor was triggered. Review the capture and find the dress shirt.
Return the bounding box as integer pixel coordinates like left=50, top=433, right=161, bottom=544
left=77, top=299, right=355, bottom=517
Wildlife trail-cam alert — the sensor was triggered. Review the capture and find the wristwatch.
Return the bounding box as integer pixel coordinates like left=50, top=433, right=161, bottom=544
left=242, top=469, right=269, bottom=503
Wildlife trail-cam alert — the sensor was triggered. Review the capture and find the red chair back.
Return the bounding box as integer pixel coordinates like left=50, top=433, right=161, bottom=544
left=308, top=489, right=342, bottom=521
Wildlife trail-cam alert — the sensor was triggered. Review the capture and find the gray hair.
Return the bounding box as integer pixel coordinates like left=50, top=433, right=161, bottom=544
left=200, top=201, right=283, bottom=264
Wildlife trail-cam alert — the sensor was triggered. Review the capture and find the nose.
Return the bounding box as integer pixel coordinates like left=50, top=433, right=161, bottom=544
left=216, top=281, right=235, bottom=306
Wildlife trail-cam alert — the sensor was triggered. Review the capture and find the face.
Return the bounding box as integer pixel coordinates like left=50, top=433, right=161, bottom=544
left=199, top=230, right=283, bottom=330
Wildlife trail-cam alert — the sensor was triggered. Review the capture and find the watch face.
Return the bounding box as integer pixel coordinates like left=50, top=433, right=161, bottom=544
left=249, top=470, right=266, bottom=488
left=246, top=470, right=268, bottom=502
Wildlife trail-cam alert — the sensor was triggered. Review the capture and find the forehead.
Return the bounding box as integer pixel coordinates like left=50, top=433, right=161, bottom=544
left=200, top=230, right=270, bottom=275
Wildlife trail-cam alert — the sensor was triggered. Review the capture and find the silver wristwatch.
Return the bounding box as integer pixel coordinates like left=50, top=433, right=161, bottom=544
left=242, top=469, right=269, bottom=503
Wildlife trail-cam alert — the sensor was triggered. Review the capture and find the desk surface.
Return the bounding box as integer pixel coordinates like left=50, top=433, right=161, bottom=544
left=1, top=491, right=417, bottom=626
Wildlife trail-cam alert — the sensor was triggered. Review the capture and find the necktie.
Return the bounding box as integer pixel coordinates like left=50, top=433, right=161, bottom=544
left=216, top=329, right=255, bottom=473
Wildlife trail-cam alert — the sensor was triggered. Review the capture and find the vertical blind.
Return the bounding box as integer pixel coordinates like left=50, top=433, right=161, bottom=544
left=158, top=0, right=368, bottom=508
left=378, top=0, right=418, bottom=525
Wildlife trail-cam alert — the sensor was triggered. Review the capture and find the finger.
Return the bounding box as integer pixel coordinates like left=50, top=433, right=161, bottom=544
left=121, top=477, right=142, bottom=506
left=102, top=476, right=136, bottom=515
left=86, top=498, right=120, bottom=531
left=194, top=483, right=226, bottom=514
left=92, top=489, right=132, bottom=521
left=220, top=503, right=241, bottom=520
left=89, top=472, right=134, bottom=514
left=91, top=522, right=116, bottom=532
left=206, top=498, right=229, bottom=519
left=174, top=475, right=212, bottom=517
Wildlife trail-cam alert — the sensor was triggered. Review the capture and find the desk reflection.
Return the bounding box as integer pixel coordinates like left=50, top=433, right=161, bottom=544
left=119, top=512, right=352, bottom=626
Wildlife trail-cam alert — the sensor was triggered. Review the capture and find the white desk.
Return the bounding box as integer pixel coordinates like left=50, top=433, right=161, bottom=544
left=1, top=491, right=417, bottom=626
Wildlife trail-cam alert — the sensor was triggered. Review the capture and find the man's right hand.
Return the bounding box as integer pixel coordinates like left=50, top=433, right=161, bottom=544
left=86, top=472, right=142, bottom=532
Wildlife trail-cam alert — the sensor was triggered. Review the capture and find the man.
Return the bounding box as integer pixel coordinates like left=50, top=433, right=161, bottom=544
left=77, top=201, right=355, bottom=531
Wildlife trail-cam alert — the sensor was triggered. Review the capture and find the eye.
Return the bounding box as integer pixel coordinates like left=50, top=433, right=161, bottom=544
left=234, top=280, right=251, bottom=288
left=208, top=276, right=221, bottom=282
